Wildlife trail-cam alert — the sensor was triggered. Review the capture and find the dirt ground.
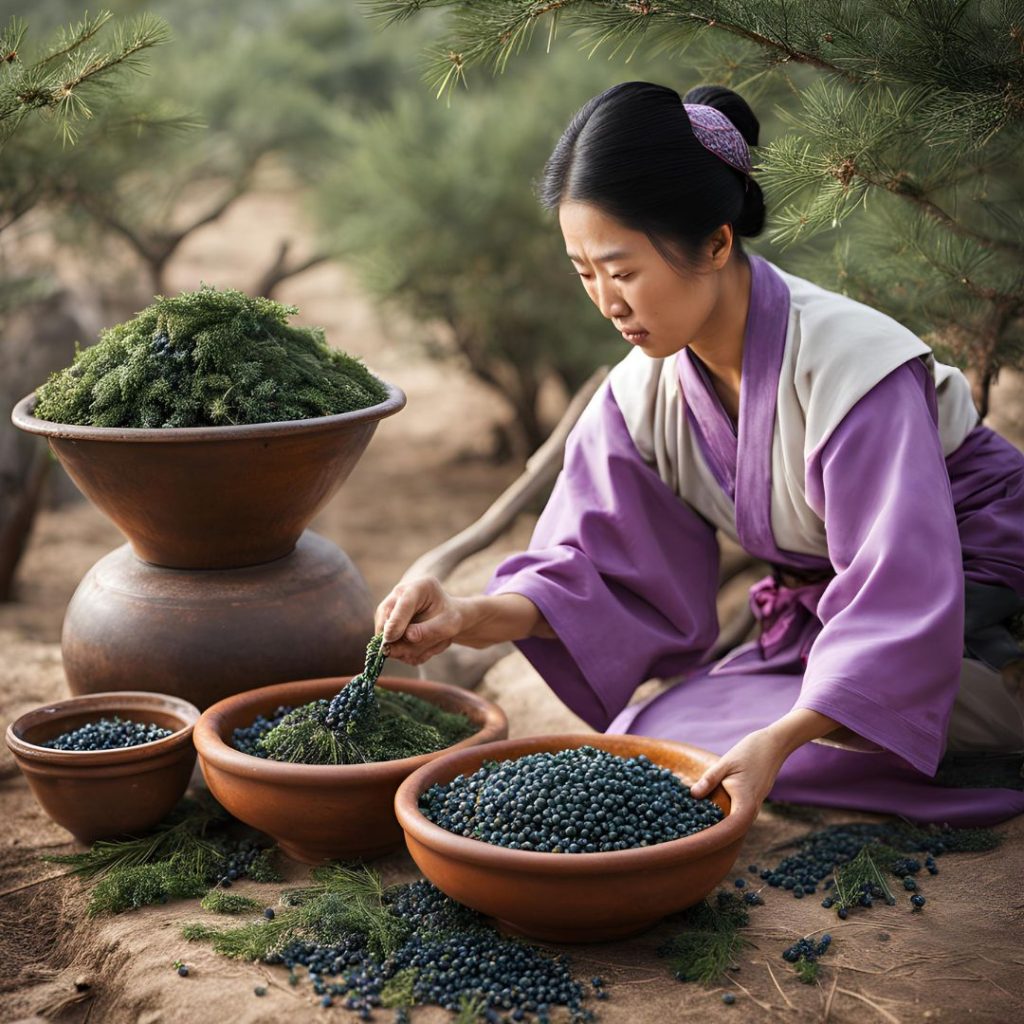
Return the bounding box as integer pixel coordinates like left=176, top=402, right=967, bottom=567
left=2, top=191, right=1023, bottom=1024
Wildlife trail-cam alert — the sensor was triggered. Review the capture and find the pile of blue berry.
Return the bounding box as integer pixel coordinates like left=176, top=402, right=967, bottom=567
left=264, top=880, right=595, bottom=1023
left=782, top=933, right=831, bottom=964
left=420, top=747, right=723, bottom=853
left=230, top=705, right=292, bottom=757
left=42, top=716, right=172, bottom=751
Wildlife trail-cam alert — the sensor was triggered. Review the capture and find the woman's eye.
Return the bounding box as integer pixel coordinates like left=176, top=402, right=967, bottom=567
left=612, top=272, right=632, bottom=280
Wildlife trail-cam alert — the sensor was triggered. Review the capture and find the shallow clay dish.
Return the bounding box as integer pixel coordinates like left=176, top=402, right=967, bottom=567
left=194, top=676, right=508, bottom=864
left=395, top=734, right=751, bottom=943
left=5, top=691, right=200, bottom=843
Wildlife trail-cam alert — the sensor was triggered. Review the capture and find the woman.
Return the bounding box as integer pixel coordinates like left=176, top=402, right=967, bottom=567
left=377, top=82, right=1024, bottom=829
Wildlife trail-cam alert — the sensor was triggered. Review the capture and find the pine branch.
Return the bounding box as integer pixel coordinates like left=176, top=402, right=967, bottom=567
left=0, top=12, right=171, bottom=148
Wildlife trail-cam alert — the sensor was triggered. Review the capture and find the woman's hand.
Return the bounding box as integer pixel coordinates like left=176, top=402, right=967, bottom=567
left=375, top=579, right=553, bottom=666
left=689, top=709, right=843, bottom=826
left=688, top=728, right=789, bottom=828
left=375, top=577, right=465, bottom=666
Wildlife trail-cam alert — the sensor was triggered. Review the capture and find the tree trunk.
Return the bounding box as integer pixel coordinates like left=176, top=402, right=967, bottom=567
left=0, top=443, right=49, bottom=601
left=0, top=287, right=100, bottom=600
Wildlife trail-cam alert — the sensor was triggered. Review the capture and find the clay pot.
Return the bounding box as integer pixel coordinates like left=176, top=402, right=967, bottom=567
left=60, top=531, right=373, bottom=710
left=193, top=676, right=508, bottom=864
left=5, top=691, right=200, bottom=843
left=394, top=734, right=752, bottom=943
left=11, top=382, right=404, bottom=704
left=11, top=385, right=405, bottom=570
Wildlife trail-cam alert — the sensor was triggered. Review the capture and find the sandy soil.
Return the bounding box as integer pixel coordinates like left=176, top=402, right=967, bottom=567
left=2, top=191, right=1023, bottom=1024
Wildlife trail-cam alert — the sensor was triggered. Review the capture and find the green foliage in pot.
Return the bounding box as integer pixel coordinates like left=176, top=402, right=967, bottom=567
left=33, top=285, right=388, bottom=428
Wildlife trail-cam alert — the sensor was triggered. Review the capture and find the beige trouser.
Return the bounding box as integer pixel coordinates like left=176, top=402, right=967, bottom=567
left=944, top=657, right=1024, bottom=754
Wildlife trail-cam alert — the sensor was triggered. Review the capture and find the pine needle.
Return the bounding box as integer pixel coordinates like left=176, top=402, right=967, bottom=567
left=833, top=844, right=899, bottom=911
left=454, top=992, right=486, bottom=1023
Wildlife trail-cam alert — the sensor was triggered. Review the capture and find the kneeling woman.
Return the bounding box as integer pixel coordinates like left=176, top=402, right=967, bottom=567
left=377, top=82, right=1024, bottom=829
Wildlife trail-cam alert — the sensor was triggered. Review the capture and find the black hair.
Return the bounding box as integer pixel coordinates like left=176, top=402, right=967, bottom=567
left=539, top=81, right=765, bottom=264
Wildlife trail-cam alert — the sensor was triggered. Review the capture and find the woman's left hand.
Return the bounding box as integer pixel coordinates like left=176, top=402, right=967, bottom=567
left=689, top=728, right=788, bottom=828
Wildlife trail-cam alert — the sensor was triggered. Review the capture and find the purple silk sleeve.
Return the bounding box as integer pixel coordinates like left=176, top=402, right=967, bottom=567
left=798, top=360, right=964, bottom=776
left=485, top=382, right=721, bottom=730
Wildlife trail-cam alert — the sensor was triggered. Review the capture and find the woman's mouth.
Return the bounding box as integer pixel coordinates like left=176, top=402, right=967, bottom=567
left=620, top=328, right=649, bottom=344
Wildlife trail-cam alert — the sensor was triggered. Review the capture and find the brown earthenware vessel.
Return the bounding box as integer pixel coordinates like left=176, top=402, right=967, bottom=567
left=395, top=734, right=752, bottom=943
left=11, top=382, right=404, bottom=703
left=11, top=386, right=405, bottom=570
left=60, top=531, right=374, bottom=710
left=193, top=676, right=508, bottom=864
left=5, top=691, right=200, bottom=843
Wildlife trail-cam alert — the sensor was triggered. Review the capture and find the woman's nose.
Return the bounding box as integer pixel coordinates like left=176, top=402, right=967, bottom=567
left=595, top=282, right=629, bottom=320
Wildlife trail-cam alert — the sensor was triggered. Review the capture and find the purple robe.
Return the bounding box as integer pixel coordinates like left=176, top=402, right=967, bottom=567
left=487, top=258, right=1024, bottom=827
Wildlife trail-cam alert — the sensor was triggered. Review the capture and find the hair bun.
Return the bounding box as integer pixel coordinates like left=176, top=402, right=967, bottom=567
left=682, top=84, right=760, bottom=147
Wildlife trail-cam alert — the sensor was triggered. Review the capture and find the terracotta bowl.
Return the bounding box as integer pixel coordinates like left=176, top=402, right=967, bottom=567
left=11, top=383, right=405, bottom=570
left=5, top=691, right=200, bottom=843
left=193, top=676, right=508, bottom=864
left=395, top=734, right=752, bottom=943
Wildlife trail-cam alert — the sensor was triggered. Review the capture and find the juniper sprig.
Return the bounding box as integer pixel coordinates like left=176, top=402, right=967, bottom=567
left=659, top=892, right=753, bottom=985
left=43, top=796, right=280, bottom=915
left=200, top=890, right=263, bottom=914
left=253, top=634, right=474, bottom=765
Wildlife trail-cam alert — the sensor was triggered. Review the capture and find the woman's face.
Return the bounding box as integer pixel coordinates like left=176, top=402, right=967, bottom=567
left=558, top=200, right=729, bottom=360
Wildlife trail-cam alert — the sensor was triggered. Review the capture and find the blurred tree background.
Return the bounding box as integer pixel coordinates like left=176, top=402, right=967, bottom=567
left=368, top=0, right=1024, bottom=419
left=2, top=0, right=1021, bottom=598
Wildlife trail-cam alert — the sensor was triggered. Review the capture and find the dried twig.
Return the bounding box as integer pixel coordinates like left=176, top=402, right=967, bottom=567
left=0, top=872, right=74, bottom=900
left=726, top=975, right=786, bottom=1014
left=822, top=972, right=839, bottom=1023
left=764, top=961, right=795, bottom=1009
left=835, top=986, right=903, bottom=1024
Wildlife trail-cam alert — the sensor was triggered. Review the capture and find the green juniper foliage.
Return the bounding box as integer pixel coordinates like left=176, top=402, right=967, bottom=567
left=659, top=891, right=752, bottom=985
left=258, top=634, right=475, bottom=765
left=33, top=286, right=388, bottom=428
left=832, top=844, right=900, bottom=913
left=200, top=890, right=263, bottom=914
left=45, top=795, right=281, bottom=915
left=793, top=956, right=820, bottom=985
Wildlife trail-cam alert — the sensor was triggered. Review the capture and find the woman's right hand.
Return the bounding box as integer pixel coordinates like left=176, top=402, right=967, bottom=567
left=375, top=576, right=466, bottom=666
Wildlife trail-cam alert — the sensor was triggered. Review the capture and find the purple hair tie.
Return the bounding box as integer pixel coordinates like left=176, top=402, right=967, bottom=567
left=683, top=102, right=754, bottom=178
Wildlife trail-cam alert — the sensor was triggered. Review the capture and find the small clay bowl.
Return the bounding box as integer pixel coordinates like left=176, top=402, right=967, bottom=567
left=395, top=734, right=752, bottom=943
left=5, top=691, right=200, bottom=843
left=193, top=676, right=508, bottom=864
